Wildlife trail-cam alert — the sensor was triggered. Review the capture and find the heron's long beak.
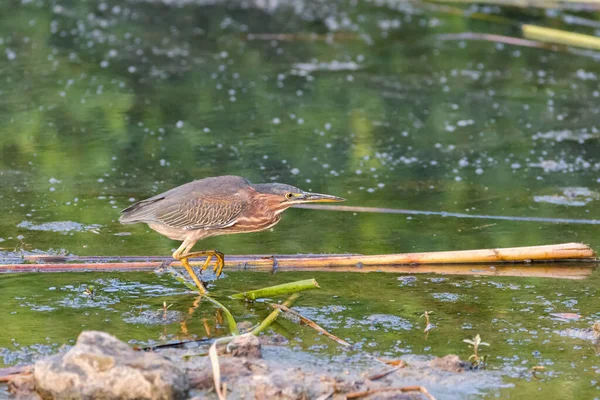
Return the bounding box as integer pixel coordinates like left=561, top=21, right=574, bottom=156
left=294, top=192, right=345, bottom=204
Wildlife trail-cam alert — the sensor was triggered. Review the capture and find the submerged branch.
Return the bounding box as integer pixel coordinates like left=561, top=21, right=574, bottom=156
left=294, top=204, right=600, bottom=225
left=271, top=303, right=351, bottom=347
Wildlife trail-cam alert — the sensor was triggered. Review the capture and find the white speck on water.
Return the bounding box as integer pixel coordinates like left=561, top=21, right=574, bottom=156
left=455, top=176, right=462, bottom=182
left=97, top=178, right=104, bottom=183
left=100, top=60, right=109, bottom=68
left=290, top=168, right=300, bottom=175
left=272, top=117, right=281, bottom=124
left=458, top=158, right=469, bottom=167
left=49, top=187, right=55, bottom=192
left=6, top=48, right=16, bottom=60
left=48, top=177, right=61, bottom=184
left=176, top=121, right=184, bottom=128
left=159, top=159, right=166, bottom=166
left=355, top=169, right=362, bottom=175
left=128, top=198, right=136, bottom=202
left=127, top=66, right=137, bottom=73
left=476, top=168, right=484, bottom=175
left=511, top=163, right=521, bottom=169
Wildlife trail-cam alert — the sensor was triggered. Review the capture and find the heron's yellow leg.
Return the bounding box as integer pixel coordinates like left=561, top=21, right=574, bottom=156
left=176, top=255, right=208, bottom=295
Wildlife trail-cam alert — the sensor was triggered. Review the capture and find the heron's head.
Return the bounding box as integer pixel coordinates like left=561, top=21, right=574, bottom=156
left=251, top=182, right=345, bottom=213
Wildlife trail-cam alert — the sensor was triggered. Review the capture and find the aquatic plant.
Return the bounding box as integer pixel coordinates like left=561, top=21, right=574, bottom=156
left=463, top=334, right=490, bottom=368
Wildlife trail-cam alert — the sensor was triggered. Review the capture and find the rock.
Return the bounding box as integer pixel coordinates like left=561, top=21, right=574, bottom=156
left=430, top=355, right=470, bottom=373
left=33, top=331, right=189, bottom=400
left=227, top=333, right=262, bottom=358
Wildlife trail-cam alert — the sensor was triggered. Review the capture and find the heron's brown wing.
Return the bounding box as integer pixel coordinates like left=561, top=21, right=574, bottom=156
left=119, top=175, right=251, bottom=228
left=155, top=195, right=247, bottom=231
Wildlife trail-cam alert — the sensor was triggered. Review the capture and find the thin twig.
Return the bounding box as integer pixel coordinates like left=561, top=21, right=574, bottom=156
left=436, top=32, right=551, bottom=49
left=0, top=365, right=32, bottom=382
left=271, top=303, right=351, bottom=347
left=346, top=385, right=436, bottom=400
left=295, top=204, right=600, bottom=225
left=367, top=364, right=406, bottom=381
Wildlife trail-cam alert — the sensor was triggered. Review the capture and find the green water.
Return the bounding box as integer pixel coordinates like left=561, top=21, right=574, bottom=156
left=1, top=0, right=600, bottom=398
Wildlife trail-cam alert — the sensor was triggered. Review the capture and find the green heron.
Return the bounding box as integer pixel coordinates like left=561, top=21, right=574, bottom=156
left=119, top=175, right=344, bottom=294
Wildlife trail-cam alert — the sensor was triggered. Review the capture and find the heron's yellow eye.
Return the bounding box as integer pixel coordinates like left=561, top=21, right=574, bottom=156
left=285, top=193, right=294, bottom=199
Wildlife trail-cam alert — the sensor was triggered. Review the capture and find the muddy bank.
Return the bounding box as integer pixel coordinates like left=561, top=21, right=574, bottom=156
left=5, top=331, right=506, bottom=399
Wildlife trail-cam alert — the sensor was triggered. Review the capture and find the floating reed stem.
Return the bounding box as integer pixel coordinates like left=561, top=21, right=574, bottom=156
left=230, top=279, right=320, bottom=301
left=522, top=24, right=600, bottom=49
left=3, top=243, right=597, bottom=279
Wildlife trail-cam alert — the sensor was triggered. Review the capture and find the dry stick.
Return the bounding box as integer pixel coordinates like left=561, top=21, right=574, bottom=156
left=346, top=386, right=436, bottom=400
left=209, top=340, right=227, bottom=400
left=251, top=293, right=299, bottom=335
left=230, top=279, right=320, bottom=301
left=271, top=303, right=352, bottom=347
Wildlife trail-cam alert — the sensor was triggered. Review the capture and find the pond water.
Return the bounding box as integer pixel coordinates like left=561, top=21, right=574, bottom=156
left=1, top=0, right=600, bottom=398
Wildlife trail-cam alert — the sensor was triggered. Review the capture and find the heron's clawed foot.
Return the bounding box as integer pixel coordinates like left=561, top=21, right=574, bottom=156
left=172, top=249, right=226, bottom=295
left=198, top=250, right=225, bottom=278
left=180, top=249, right=225, bottom=278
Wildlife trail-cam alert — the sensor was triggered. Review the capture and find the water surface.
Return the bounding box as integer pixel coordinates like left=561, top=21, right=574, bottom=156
left=1, top=0, right=600, bottom=398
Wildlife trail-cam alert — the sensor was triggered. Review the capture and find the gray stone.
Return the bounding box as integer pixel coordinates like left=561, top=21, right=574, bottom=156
left=33, top=331, right=188, bottom=400
left=226, top=333, right=262, bottom=358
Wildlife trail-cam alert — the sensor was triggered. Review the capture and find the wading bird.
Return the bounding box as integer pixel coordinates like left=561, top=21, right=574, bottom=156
left=119, top=175, right=344, bottom=294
